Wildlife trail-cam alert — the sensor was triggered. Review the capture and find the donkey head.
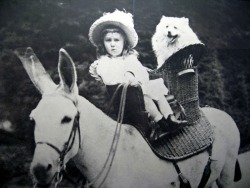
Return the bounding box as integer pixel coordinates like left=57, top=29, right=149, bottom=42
left=16, top=48, right=81, bottom=186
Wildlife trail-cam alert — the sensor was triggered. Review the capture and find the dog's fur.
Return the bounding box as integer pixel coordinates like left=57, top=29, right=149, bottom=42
left=152, top=16, right=203, bottom=69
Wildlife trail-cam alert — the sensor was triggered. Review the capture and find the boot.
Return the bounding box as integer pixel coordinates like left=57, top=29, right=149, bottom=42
left=157, top=114, right=187, bottom=138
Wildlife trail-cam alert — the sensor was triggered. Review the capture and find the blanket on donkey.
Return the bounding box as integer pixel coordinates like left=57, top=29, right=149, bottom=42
left=106, top=85, right=214, bottom=161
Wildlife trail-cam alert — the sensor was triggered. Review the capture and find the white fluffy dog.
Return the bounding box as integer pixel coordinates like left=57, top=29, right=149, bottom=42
left=152, top=16, right=203, bottom=69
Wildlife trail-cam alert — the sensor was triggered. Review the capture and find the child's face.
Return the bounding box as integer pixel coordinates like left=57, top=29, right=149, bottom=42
left=103, top=32, right=125, bottom=57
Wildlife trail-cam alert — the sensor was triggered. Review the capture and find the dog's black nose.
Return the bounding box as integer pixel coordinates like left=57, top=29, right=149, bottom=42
left=167, top=31, right=172, bottom=37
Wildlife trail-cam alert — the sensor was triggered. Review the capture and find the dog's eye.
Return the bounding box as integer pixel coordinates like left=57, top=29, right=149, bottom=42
left=166, top=25, right=169, bottom=28
left=174, top=26, right=177, bottom=29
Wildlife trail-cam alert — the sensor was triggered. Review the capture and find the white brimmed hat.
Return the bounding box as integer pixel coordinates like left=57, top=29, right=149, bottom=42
left=89, top=10, right=138, bottom=48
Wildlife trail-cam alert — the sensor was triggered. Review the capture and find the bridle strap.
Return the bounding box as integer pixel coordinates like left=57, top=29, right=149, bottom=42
left=35, top=111, right=81, bottom=187
left=36, top=141, right=61, bottom=154
left=59, top=112, right=80, bottom=161
left=36, top=112, right=80, bottom=159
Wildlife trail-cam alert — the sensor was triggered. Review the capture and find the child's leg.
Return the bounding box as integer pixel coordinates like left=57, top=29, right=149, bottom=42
left=144, top=95, right=163, bottom=122
left=156, top=95, right=173, bottom=119
left=144, top=95, right=187, bottom=141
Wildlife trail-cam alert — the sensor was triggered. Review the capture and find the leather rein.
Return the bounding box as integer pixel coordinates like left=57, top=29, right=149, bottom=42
left=84, top=83, right=129, bottom=188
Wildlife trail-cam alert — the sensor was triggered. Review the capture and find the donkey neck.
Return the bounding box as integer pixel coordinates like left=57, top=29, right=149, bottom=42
left=73, top=96, right=152, bottom=185
left=75, top=96, right=120, bottom=163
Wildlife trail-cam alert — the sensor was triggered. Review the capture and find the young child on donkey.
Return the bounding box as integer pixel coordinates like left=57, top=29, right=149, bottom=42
left=88, top=10, right=187, bottom=140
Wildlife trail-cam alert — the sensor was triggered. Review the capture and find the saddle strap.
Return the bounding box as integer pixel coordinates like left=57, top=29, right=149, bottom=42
left=172, top=161, right=191, bottom=188
left=198, top=146, right=212, bottom=188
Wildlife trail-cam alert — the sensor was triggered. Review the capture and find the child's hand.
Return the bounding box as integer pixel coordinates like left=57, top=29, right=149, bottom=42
left=124, top=72, right=140, bottom=86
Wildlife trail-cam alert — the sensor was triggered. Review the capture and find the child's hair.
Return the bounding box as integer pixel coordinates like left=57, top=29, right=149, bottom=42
left=96, top=25, right=138, bottom=58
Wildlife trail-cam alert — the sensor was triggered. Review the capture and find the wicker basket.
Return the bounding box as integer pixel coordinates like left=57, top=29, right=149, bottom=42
left=152, top=44, right=205, bottom=124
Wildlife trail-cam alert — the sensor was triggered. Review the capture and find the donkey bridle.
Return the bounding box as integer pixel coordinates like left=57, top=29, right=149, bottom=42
left=35, top=108, right=81, bottom=187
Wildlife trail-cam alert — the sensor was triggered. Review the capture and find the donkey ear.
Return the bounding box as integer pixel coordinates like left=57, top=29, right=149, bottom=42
left=15, top=47, right=57, bottom=94
left=58, top=48, right=78, bottom=94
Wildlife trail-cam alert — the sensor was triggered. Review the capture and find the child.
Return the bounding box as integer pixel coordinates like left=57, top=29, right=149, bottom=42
left=88, top=10, right=187, bottom=140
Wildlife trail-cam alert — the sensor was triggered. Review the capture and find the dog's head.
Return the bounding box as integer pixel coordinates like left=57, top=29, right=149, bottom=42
left=152, top=16, right=204, bottom=69
left=156, top=16, right=189, bottom=45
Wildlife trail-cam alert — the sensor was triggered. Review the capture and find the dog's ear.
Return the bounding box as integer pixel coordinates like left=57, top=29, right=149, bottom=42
left=181, top=17, right=189, bottom=25
left=161, top=15, right=166, bottom=19
left=160, top=15, right=167, bottom=22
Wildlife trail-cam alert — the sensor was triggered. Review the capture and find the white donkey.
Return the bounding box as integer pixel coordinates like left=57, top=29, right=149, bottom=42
left=16, top=48, right=240, bottom=188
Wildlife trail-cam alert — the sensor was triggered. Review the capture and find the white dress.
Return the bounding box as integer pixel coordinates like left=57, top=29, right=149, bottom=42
left=89, top=54, right=168, bottom=101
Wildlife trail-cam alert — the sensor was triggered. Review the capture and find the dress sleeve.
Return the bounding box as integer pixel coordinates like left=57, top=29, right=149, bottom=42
left=89, top=60, right=102, bottom=82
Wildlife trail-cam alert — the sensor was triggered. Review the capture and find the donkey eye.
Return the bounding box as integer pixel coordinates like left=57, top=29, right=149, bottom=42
left=61, top=116, right=72, bottom=124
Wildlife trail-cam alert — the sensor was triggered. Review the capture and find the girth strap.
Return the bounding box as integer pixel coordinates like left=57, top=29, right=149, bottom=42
left=172, top=161, right=191, bottom=188
left=198, top=146, right=212, bottom=188
left=172, top=146, right=213, bottom=188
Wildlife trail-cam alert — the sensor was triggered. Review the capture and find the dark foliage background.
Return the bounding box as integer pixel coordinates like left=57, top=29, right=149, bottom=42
left=0, top=0, right=249, bottom=186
